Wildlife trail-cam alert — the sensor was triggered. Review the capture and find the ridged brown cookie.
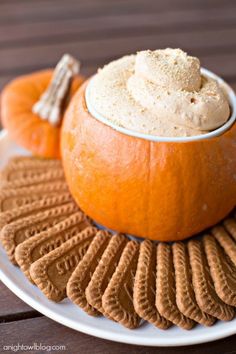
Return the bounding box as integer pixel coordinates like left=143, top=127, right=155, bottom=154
left=30, top=226, right=97, bottom=302
left=1, top=202, right=78, bottom=264
left=133, top=240, right=171, bottom=329
left=67, top=230, right=111, bottom=316
left=203, top=234, right=236, bottom=307
left=86, top=233, right=128, bottom=315
left=0, top=192, right=72, bottom=230
left=188, top=239, right=234, bottom=321
left=102, top=240, right=141, bottom=329
left=173, top=242, right=215, bottom=326
left=3, top=156, right=61, bottom=170
left=0, top=166, right=50, bottom=183
left=223, top=218, right=236, bottom=242
left=0, top=156, right=62, bottom=187
left=15, top=211, right=91, bottom=281
left=211, top=226, right=236, bottom=266
left=0, top=169, right=64, bottom=189
left=0, top=181, right=69, bottom=212
left=156, top=243, right=195, bottom=330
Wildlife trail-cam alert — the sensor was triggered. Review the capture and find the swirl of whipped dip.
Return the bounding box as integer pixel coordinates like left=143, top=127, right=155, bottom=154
left=88, top=49, right=230, bottom=137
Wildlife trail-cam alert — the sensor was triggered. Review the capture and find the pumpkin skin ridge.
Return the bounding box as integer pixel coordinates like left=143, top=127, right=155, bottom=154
left=61, top=80, right=236, bottom=242
left=1, top=70, right=85, bottom=159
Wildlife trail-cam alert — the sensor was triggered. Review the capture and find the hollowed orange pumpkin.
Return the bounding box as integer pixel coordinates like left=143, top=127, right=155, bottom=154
left=61, top=80, right=236, bottom=241
left=1, top=70, right=84, bottom=159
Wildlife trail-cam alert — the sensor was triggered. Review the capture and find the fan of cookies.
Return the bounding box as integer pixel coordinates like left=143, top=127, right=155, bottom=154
left=0, top=156, right=235, bottom=330
left=0, top=52, right=236, bottom=330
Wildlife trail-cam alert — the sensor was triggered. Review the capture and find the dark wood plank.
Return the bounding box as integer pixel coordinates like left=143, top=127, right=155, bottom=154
left=1, top=26, right=236, bottom=75
left=0, top=0, right=234, bottom=25
left=0, top=281, right=39, bottom=322
left=229, top=83, right=236, bottom=92
left=200, top=53, right=236, bottom=81
left=0, top=0, right=234, bottom=4
left=0, top=316, right=236, bottom=354
left=1, top=7, right=236, bottom=47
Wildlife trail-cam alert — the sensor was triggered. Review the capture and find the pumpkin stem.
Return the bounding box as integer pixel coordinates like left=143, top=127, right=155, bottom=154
left=32, top=54, right=80, bottom=126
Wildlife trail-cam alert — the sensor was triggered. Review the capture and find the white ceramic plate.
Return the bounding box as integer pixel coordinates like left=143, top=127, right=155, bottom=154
left=0, top=130, right=235, bottom=347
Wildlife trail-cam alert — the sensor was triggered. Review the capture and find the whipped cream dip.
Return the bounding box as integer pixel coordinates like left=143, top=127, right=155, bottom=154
left=86, top=49, right=231, bottom=138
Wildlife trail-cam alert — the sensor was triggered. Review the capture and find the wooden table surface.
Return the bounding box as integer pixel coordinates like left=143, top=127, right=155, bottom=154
left=0, top=0, right=236, bottom=353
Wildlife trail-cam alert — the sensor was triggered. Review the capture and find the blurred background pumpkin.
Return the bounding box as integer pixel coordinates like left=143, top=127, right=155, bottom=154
left=1, top=69, right=84, bottom=158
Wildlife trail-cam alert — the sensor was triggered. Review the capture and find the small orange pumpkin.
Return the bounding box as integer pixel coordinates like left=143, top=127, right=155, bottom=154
left=61, top=81, right=236, bottom=241
left=1, top=70, right=84, bottom=159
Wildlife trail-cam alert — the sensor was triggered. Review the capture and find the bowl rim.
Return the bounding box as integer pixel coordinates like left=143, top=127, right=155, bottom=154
left=85, top=67, right=236, bottom=143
